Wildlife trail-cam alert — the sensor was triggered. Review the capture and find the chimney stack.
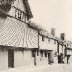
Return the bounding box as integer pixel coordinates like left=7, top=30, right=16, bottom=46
left=51, top=28, right=55, bottom=36
left=60, top=33, right=65, bottom=40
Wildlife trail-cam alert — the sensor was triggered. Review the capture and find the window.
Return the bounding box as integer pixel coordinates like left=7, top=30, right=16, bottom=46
left=45, top=51, right=47, bottom=57
left=42, top=36, right=44, bottom=41
left=32, top=50, right=35, bottom=57
left=15, top=8, right=26, bottom=21
left=22, top=13, right=26, bottom=22
left=15, top=9, right=22, bottom=19
left=13, top=6, right=27, bottom=22
left=40, top=50, right=43, bottom=57
left=15, top=9, right=18, bottom=18
left=18, top=10, right=22, bottom=19
left=37, top=50, right=39, bottom=56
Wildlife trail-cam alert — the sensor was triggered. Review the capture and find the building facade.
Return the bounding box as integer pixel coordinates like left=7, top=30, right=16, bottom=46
left=0, top=0, right=72, bottom=71
left=0, top=0, right=39, bottom=70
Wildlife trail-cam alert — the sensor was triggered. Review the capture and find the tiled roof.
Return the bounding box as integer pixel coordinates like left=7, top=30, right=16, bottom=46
left=28, top=21, right=72, bottom=48
left=27, top=21, right=49, bottom=37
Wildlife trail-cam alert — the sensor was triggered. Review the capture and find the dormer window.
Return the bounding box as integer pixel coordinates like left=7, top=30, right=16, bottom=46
left=22, top=13, right=26, bottom=22
left=15, top=9, right=22, bottom=19
left=15, top=9, right=18, bottom=18
left=18, top=10, right=21, bottom=19
left=14, top=7, right=27, bottom=22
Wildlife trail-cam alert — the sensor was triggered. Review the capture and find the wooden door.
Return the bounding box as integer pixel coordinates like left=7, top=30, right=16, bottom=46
left=8, top=49, right=14, bottom=68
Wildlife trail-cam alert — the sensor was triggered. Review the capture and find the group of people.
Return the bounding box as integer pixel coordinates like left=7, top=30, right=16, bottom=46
left=58, top=53, right=71, bottom=64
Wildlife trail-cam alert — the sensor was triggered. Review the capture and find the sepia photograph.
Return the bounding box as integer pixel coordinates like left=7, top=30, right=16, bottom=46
left=0, top=0, right=72, bottom=72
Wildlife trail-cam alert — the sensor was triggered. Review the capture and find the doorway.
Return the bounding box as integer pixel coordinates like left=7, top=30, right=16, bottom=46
left=32, top=50, right=36, bottom=65
left=48, top=51, right=53, bottom=63
left=48, top=52, right=51, bottom=63
left=8, top=49, right=14, bottom=68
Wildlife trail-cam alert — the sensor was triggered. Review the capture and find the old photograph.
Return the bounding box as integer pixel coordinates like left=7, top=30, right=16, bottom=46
left=0, top=0, right=71, bottom=72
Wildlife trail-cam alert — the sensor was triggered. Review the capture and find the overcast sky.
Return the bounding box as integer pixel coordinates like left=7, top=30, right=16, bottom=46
left=28, top=0, right=72, bottom=41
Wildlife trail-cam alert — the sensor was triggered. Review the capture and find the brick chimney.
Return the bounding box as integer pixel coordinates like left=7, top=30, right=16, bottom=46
left=51, top=28, right=55, bottom=36
left=60, top=33, right=65, bottom=40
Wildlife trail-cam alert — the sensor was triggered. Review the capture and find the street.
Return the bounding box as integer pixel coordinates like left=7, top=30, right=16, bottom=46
left=1, top=63, right=72, bottom=72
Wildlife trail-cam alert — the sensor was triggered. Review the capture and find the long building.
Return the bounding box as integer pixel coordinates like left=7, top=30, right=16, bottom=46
left=0, top=0, right=72, bottom=71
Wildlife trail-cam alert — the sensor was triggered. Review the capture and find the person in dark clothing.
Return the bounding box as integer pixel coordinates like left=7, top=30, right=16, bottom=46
left=60, top=53, right=64, bottom=63
left=58, top=53, right=64, bottom=63
left=67, top=54, right=71, bottom=64
left=58, top=55, right=61, bottom=63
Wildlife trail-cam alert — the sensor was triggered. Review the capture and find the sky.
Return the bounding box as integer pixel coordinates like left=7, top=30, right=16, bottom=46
left=28, top=0, right=72, bottom=41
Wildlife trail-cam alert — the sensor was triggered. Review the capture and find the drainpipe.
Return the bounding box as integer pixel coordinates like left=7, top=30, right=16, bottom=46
left=57, top=41, right=59, bottom=63
left=37, top=29, right=39, bottom=55
left=57, top=41, right=59, bottom=55
left=65, top=45, right=67, bottom=56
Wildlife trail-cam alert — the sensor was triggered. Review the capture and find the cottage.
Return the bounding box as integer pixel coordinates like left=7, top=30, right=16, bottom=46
left=64, top=41, right=72, bottom=64
left=0, top=0, right=39, bottom=70
left=36, top=28, right=58, bottom=65
left=0, top=0, right=71, bottom=71
left=57, top=33, right=72, bottom=64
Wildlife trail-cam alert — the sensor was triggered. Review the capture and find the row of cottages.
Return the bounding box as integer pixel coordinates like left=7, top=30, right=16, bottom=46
left=28, top=21, right=58, bottom=65
left=0, top=0, right=58, bottom=70
left=57, top=33, right=72, bottom=64
left=0, top=0, right=72, bottom=70
left=66, top=41, right=72, bottom=63
left=0, top=0, right=37, bottom=70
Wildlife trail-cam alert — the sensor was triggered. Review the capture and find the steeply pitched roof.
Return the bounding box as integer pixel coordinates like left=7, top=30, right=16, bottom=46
left=27, top=21, right=72, bottom=48
left=0, top=0, right=33, bottom=19
left=27, top=21, right=49, bottom=36
left=27, top=21, right=54, bottom=38
left=23, top=0, right=33, bottom=19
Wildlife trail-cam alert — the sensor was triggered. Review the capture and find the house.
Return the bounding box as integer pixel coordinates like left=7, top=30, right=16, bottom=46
left=37, top=28, right=58, bottom=65
left=22, top=21, right=58, bottom=65
left=57, top=33, right=72, bottom=64
left=0, top=0, right=40, bottom=70
left=64, top=41, right=72, bottom=64
left=0, top=0, right=72, bottom=71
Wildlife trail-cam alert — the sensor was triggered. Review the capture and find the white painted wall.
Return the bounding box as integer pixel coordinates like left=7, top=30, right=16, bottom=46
left=59, top=45, right=65, bottom=54
left=36, top=51, right=48, bottom=66
left=0, top=46, right=8, bottom=70
left=39, top=35, right=58, bottom=64
left=23, top=50, right=34, bottom=66
left=14, top=49, right=24, bottom=67
left=59, top=45, right=63, bottom=54
left=14, top=49, right=34, bottom=67
left=39, top=35, right=57, bottom=51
